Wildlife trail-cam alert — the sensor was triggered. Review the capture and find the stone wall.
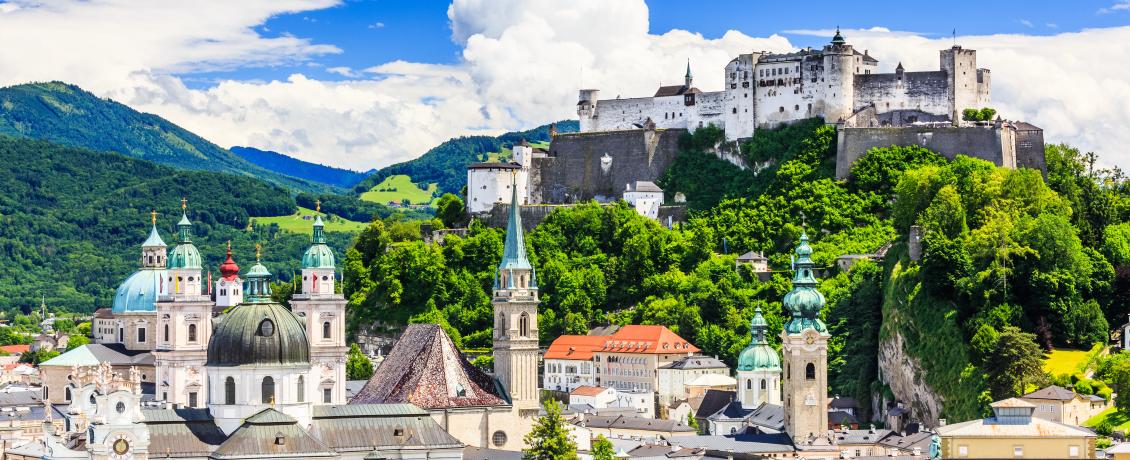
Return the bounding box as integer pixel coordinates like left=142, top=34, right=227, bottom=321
left=836, top=125, right=1025, bottom=179
left=532, top=129, right=684, bottom=204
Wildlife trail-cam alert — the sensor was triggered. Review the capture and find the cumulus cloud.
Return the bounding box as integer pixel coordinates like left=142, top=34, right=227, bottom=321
left=0, top=0, right=1127, bottom=170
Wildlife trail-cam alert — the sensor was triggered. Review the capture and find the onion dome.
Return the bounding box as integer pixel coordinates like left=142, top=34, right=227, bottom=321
left=831, top=27, right=845, bottom=45
left=783, top=233, right=827, bottom=334
left=219, top=242, right=240, bottom=281
left=244, top=245, right=273, bottom=302
left=205, top=301, right=309, bottom=367
left=737, top=307, right=781, bottom=371
left=301, top=213, right=336, bottom=269
left=168, top=211, right=202, bottom=270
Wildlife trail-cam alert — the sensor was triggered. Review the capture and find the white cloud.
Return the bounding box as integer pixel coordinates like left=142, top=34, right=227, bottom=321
left=368, top=21, right=384, bottom=29
left=1099, top=1, right=1130, bottom=14
left=1019, top=19, right=1034, bottom=28
left=0, top=0, right=1127, bottom=171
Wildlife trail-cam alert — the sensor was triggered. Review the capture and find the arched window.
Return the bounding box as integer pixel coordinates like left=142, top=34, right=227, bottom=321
left=746, top=379, right=752, bottom=390
left=297, top=376, right=305, bottom=403
left=188, top=324, right=197, bottom=342
left=498, top=314, right=506, bottom=332
left=322, top=321, right=331, bottom=340
left=64, top=387, right=71, bottom=402
left=805, top=363, right=816, bottom=380
left=163, top=323, right=169, bottom=342
left=760, top=379, right=767, bottom=390
left=519, top=312, right=530, bottom=338
left=225, top=377, right=236, bottom=405
left=262, top=377, right=275, bottom=404
left=730, top=427, right=737, bottom=434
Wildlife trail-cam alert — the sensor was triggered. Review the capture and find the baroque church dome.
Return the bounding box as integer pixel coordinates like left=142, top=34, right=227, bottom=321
left=737, top=307, right=781, bottom=371
left=112, top=222, right=167, bottom=314
left=168, top=213, right=202, bottom=269
left=206, top=257, right=309, bottom=367
left=301, top=215, right=336, bottom=269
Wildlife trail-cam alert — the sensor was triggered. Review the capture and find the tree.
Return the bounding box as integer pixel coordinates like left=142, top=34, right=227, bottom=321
left=346, top=343, right=373, bottom=380
left=591, top=435, right=615, bottom=460
left=985, top=326, right=1046, bottom=400
left=1064, top=299, right=1109, bottom=347
left=66, top=334, right=90, bottom=349
left=1110, top=358, right=1130, bottom=413
left=435, top=193, right=466, bottom=228
left=687, top=411, right=700, bottom=432
left=522, top=399, right=578, bottom=460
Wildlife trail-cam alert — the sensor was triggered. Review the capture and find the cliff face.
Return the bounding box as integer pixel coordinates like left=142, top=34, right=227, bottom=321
left=877, top=329, right=944, bottom=426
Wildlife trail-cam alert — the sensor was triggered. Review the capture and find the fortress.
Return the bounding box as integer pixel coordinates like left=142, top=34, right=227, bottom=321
left=577, top=28, right=989, bottom=139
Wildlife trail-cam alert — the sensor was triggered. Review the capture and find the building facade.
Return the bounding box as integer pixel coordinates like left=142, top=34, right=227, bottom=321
left=656, top=355, right=729, bottom=406
left=578, top=30, right=990, bottom=141
left=735, top=307, right=782, bottom=408
left=938, top=398, right=1095, bottom=459
left=781, top=233, right=831, bottom=444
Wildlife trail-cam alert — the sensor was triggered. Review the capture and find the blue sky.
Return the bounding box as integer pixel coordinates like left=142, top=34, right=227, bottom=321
left=185, top=0, right=1129, bottom=88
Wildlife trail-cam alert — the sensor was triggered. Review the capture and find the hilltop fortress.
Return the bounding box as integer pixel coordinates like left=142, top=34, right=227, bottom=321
left=468, top=30, right=1044, bottom=220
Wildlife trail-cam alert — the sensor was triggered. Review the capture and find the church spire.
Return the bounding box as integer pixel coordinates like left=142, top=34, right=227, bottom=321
left=177, top=198, right=192, bottom=243
left=684, top=59, right=693, bottom=87
left=312, top=199, right=326, bottom=244
left=782, top=232, right=826, bottom=334
left=498, top=174, right=531, bottom=273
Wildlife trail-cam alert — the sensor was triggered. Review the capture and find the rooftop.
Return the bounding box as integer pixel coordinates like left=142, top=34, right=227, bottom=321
left=570, top=385, right=609, bottom=397
left=598, top=325, right=700, bottom=354
left=659, top=355, right=728, bottom=370
left=1021, top=385, right=1080, bottom=401
left=545, top=334, right=607, bottom=361
left=574, top=414, right=697, bottom=433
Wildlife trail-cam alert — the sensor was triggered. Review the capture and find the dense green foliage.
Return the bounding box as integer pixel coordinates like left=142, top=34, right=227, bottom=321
left=522, top=399, right=578, bottom=460
left=346, top=343, right=374, bottom=380
left=435, top=193, right=466, bottom=228
left=353, top=121, right=577, bottom=196
left=0, top=82, right=325, bottom=192
left=985, top=327, right=1047, bottom=399
left=961, top=107, right=998, bottom=122
left=0, top=136, right=352, bottom=315
left=231, top=146, right=370, bottom=189
left=591, top=436, right=615, bottom=460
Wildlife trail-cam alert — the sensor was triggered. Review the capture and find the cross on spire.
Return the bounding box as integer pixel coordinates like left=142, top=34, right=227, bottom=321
left=255, top=243, right=262, bottom=262
left=150, top=210, right=157, bottom=226
left=315, top=199, right=321, bottom=213
left=181, top=197, right=187, bottom=211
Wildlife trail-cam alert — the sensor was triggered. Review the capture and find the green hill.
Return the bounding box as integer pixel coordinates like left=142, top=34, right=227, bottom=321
left=0, top=135, right=357, bottom=315
left=0, top=82, right=327, bottom=193
left=353, top=120, right=577, bottom=197
left=359, top=174, right=438, bottom=206
left=252, top=206, right=368, bottom=235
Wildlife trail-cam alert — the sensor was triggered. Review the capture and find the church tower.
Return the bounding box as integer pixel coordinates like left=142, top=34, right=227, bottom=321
left=493, top=176, right=540, bottom=414
left=781, top=233, right=830, bottom=444
left=290, top=200, right=347, bottom=404
left=736, top=307, right=782, bottom=408
left=155, top=199, right=213, bottom=408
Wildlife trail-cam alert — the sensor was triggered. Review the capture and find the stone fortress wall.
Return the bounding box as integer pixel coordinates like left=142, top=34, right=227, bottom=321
left=836, top=124, right=1026, bottom=179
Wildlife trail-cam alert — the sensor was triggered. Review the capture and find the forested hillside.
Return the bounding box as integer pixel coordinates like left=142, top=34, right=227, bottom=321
left=231, top=146, right=370, bottom=189
left=343, top=120, right=1130, bottom=423
left=0, top=136, right=355, bottom=315
left=353, top=120, right=578, bottom=196
left=0, top=82, right=327, bottom=193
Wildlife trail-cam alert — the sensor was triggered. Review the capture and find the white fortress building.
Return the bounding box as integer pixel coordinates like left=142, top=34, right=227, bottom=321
left=577, top=29, right=990, bottom=140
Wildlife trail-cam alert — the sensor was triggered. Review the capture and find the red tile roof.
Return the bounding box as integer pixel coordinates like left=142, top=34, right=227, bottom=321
left=598, top=325, right=699, bottom=354
left=544, top=335, right=607, bottom=360
left=570, top=386, right=608, bottom=397
left=0, top=344, right=29, bottom=355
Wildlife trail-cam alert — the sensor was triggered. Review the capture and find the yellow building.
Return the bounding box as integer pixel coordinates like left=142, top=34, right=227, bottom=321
left=938, top=398, right=1096, bottom=459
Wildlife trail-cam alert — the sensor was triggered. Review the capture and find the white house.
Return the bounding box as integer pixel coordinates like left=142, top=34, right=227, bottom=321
left=623, top=181, right=664, bottom=220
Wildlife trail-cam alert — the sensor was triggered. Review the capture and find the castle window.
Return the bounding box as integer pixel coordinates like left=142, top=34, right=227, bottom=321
left=779, top=107, right=784, bottom=113
left=188, top=324, right=197, bottom=342
left=297, top=376, right=305, bottom=403
left=732, top=108, right=737, bottom=114
left=746, top=380, right=752, bottom=390
left=519, top=312, right=530, bottom=338
left=805, top=363, right=816, bottom=380
left=795, top=105, right=800, bottom=111
left=323, top=321, right=332, bottom=340
left=164, top=323, right=169, bottom=342
left=225, top=377, right=236, bottom=404
left=761, top=379, right=767, bottom=390
left=492, top=431, right=508, bottom=447
left=262, top=376, right=275, bottom=404
left=64, top=387, right=71, bottom=402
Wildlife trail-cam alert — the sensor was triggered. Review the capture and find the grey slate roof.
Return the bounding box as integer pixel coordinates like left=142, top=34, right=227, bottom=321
left=832, top=428, right=895, bottom=445
left=143, top=408, right=226, bottom=458
left=693, top=389, right=736, bottom=419
left=212, top=408, right=336, bottom=459
left=311, top=403, right=463, bottom=453
left=828, top=410, right=858, bottom=426
left=467, top=162, right=522, bottom=170
left=575, top=414, right=697, bottom=433
left=463, top=447, right=524, bottom=460
left=1022, top=385, right=1079, bottom=401
left=707, top=401, right=785, bottom=432
left=877, top=431, right=935, bottom=451
left=659, top=356, right=727, bottom=370
left=668, top=433, right=795, bottom=454
left=630, top=181, right=663, bottom=193
left=829, top=395, right=859, bottom=409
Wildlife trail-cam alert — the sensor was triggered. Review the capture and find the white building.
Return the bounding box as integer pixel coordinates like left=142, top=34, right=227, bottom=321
left=623, top=181, right=664, bottom=220
left=465, top=141, right=534, bottom=214
left=569, top=386, right=656, bottom=419
left=578, top=30, right=991, bottom=140
left=656, top=355, right=729, bottom=406
left=544, top=335, right=604, bottom=393
left=735, top=307, right=783, bottom=408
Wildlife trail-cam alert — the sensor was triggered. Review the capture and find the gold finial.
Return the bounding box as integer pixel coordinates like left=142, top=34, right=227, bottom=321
left=315, top=199, right=321, bottom=213
left=255, top=243, right=262, bottom=262
left=227, top=240, right=232, bottom=251
left=150, top=210, right=157, bottom=226
left=181, top=197, right=187, bottom=211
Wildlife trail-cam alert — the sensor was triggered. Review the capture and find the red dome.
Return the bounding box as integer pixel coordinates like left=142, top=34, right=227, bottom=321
left=220, top=246, right=240, bottom=281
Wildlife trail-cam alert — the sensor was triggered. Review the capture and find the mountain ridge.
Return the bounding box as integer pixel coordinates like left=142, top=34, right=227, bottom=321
left=231, top=145, right=371, bottom=189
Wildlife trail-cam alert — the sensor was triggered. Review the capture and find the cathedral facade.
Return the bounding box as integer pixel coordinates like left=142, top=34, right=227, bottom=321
left=577, top=29, right=991, bottom=140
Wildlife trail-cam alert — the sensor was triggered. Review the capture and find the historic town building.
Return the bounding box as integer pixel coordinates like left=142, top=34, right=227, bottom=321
left=735, top=307, right=782, bottom=408
left=780, top=232, right=831, bottom=444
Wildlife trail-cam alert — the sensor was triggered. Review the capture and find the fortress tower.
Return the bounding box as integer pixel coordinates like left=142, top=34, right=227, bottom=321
left=821, top=28, right=856, bottom=124
left=155, top=199, right=212, bottom=408
left=577, top=89, right=600, bottom=132
left=781, top=233, right=831, bottom=443
left=941, top=45, right=989, bottom=123
left=492, top=176, right=540, bottom=415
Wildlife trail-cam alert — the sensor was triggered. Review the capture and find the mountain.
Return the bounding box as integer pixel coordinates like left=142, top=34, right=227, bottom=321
left=353, top=120, right=578, bottom=196
left=0, top=81, right=327, bottom=193
left=231, top=146, right=371, bottom=189
left=0, top=135, right=359, bottom=315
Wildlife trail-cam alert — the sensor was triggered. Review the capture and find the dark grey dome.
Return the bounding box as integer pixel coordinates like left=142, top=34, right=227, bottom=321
left=206, top=302, right=309, bottom=367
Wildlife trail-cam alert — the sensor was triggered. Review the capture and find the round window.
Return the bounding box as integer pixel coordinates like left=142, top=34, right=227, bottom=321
left=259, top=319, right=275, bottom=337
left=113, top=438, right=129, bottom=455
left=492, top=430, right=507, bottom=447
left=116, top=401, right=126, bottom=414
left=90, top=394, right=96, bottom=404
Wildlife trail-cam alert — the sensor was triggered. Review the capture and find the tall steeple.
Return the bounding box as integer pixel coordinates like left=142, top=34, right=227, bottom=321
left=141, top=210, right=167, bottom=269
left=301, top=200, right=336, bottom=295
left=781, top=232, right=831, bottom=444
left=492, top=173, right=540, bottom=414
left=168, top=199, right=203, bottom=296
left=684, top=58, right=693, bottom=87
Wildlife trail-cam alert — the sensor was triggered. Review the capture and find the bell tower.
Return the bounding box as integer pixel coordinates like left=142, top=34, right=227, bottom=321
left=290, top=200, right=347, bottom=404
left=781, top=233, right=830, bottom=444
left=492, top=175, right=540, bottom=414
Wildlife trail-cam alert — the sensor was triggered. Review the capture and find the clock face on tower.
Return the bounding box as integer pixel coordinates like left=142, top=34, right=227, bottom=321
left=113, top=438, right=130, bottom=455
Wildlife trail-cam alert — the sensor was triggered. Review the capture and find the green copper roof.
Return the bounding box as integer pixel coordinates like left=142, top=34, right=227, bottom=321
left=783, top=233, right=827, bottom=335
left=206, top=301, right=309, bottom=367
left=244, top=260, right=273, bottom=302
left=685, top=59, right=692, bottom=78
left=39, top=345, right=99, bottom=367
left=178, top=213, right=192, bottom=227
left=246, top=262, right=271, bottom=277
left=498, top=178, right=531, bottom=272
left=302, top=214, right=335, bottom=269
left=832, top=27, right=845, bottom=45
left=737, top=307, right=781, bottom=371
left=169, top=213, right=202, bottom=269
left=142, top=224, right=166, bottom=247
left=112, top=267, right=166, bottom=313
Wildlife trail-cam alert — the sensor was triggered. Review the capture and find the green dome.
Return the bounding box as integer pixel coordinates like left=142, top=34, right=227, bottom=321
left=737, top=343, right=781, bottom=371
left=206, top=302, right=309, bottom=367
left=168, top=243, right=202, bottom=269
left=302, top=244, right=336, bottom=269
left=783, top=233, right=828, bottom=335
left=783, top=286, right=825, bottom=318
left=246, top=262, right=271, bottom=277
